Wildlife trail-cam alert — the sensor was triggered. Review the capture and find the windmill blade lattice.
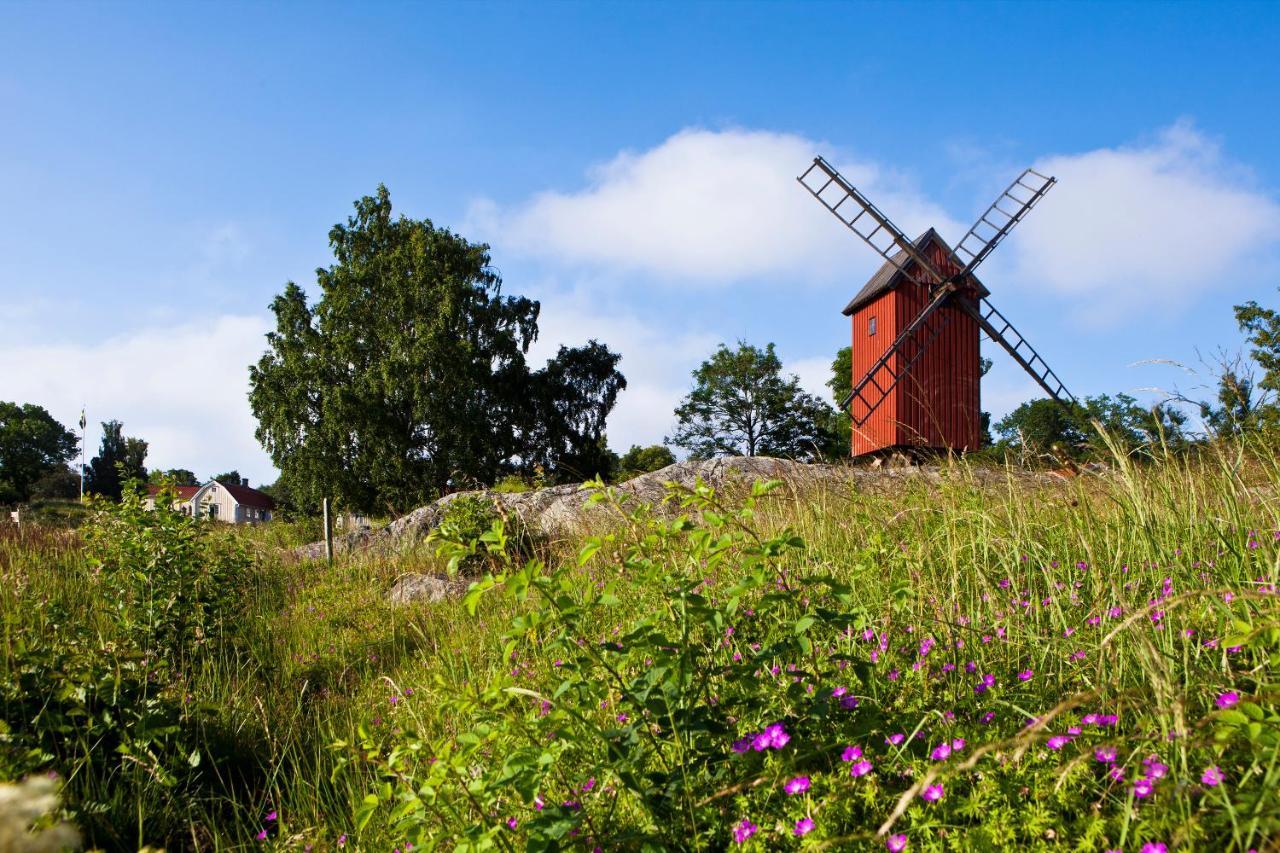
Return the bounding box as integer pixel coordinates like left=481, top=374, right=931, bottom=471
left=797, top=157, right=947, bottom=288
left=956, top=296, right=1077, bottom=407
left=952, top=169, right=1056, bottom=277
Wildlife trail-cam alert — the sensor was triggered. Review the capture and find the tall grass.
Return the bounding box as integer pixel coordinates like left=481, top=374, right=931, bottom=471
left=1, top=439, right=1277, bottom=850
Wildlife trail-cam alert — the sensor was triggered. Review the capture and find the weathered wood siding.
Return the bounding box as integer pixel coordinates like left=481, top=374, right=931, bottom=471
left=850, top=292, right=900, bottom=456
left=848, top=239, right=982, bottom=456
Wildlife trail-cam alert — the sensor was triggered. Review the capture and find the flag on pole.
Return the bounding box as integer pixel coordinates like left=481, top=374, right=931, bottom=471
left=79, top=409, right=86, bottom=431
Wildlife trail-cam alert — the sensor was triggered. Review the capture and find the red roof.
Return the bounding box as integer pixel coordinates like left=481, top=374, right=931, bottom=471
left=217, top=481, right=275, bottom=510
left=146, top=484, right=200, bottom=500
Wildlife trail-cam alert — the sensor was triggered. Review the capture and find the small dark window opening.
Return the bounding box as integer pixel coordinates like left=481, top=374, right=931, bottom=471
left=868, top=316, right=877, bottom=336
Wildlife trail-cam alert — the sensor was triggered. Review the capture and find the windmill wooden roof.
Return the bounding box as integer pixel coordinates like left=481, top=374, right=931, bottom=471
left=841, top=228, right=989, bottom=316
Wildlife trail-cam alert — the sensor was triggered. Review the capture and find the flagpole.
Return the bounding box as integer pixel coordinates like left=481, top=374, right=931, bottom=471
left=79, top=407, right=86, bottom=502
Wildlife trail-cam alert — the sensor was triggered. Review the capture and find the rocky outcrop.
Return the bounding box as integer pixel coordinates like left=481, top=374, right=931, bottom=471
left=388, top=573, right=470, bottom=605
left=294, top=456, right=1011, bottom=563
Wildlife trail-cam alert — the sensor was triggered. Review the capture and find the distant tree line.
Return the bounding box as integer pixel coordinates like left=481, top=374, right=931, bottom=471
left=663, top=288, right=1280, bottom=465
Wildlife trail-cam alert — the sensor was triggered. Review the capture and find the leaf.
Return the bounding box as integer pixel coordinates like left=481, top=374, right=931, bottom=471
left=578, top=540, right=602, bottom=566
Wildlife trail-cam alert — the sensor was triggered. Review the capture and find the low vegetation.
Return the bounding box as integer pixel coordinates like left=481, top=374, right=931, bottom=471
left=1, top=439, right=1278, bottom=851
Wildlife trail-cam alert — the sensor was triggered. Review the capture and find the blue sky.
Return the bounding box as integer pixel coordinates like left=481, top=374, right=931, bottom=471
left=3, top=1, right=1280, bottom=485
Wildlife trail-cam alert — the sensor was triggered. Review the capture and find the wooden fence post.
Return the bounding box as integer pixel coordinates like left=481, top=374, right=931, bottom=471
left=323, top=497, right=334, bottom=566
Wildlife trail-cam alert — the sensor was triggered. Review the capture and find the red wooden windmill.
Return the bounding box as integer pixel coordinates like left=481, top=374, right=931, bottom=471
left=797, top=156, right=1076, bottom=457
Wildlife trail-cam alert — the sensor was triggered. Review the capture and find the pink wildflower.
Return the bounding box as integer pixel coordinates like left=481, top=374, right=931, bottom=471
left=783, top=776, right=810, bottom=795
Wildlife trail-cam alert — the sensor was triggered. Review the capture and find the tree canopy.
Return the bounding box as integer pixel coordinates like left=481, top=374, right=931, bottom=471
left=249, top=186, right=625, bottom=515
left=994, top=394, right=1187, bottom=459
left=669, top=342, right=833, bottom=460
left=85, top=420, right=148, bottom=500
left=149, top=468, right=200, bottom=487
left=0, top=402, right=79, bottom=504
left=617, top=444, right=677, bottom=481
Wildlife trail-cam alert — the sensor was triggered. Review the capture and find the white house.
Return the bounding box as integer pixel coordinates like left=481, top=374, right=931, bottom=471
left=145, top=479, right=275, bottom=524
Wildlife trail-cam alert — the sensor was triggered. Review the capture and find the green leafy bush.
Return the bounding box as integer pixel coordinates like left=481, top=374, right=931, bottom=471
left=346, top=478, right=1280, bottom=851
left=435, top=493, right=531, bottom=574
left=0, top=483, right=262, bottom=848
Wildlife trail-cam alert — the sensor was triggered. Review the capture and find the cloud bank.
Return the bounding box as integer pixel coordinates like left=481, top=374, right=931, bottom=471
left=0, top=315, right=275, bottom=485
left=469, top=128, right=962, bottom=284
left=1006, top=121, right=1280, bottom=318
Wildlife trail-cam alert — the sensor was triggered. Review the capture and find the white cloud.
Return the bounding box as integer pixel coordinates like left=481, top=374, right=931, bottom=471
left=787, top=355, right=836, bottom=403
left=469, top=128, right=963, bottom=284
left=1006, top=121, right=1280, bottom=320
left=0, top=315, right=275, bottom=485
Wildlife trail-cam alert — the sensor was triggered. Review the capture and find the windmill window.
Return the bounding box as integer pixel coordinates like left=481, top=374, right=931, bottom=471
left=868, top=316, right=877, bottom=336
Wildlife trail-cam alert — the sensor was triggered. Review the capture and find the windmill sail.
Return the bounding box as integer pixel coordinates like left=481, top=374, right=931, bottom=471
left=798, top=157, right=946, bottom=288
left=956, top=297, right=1076, bottom=408
left=952, top=168, right=1056, bottom=277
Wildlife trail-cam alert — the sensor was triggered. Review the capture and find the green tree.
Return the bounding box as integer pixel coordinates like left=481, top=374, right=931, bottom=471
left=994, top=398, right=1088, bottom=458
left=1199, top=365, right=1269, bottom=436
left=1234, top=291, right=1280, bottom=394
left=825, top=347, right=853, bottom=456
left=250, top=186, right=625, bottom=515
left=212, top=470, right=244, bottom=486
left=617, top=444, right=677, bottom=481
left=0, top=402, right=79, bottom=504
left=995, top=393, right=1188, bottom=459
left=84, top=420, right=148, bottom=500
left=518, top=342, right=627, bottom=484
left=669, top=341, right=833, bottom=459
left=31, top=465, right=81, bottom=500
left=149, top=468, right=199, bottom=487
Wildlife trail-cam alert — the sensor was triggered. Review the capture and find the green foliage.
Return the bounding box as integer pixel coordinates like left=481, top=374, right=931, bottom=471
left=348, top=470, right=1280, bottom=849
left=84, top=419, right=147, bottom=500
left=249, top=186, right=626, bottom=515
left=212, top=469, right=244, bottom=486
left=0, top=483, right=259, bottom=849
left=1235, top=288, right=1280, bottom=396
left=5, top=440, right=1280, bottom=850
left=29, top=465, right=80, bottom=500
left=518, top=344, right=627, bottom=484
left=0, top=402, right=78, bottom=505
left=83, top=482, right=249, bottom=664
left=671, top=341, right=836, bottom=459
left=149, top=468, right=199, bottom=487
left=435, top=493, right=531, bottom=575
left=994, top=393, right=1188, bottom=461
left=616, top=443, right=676, bottom=481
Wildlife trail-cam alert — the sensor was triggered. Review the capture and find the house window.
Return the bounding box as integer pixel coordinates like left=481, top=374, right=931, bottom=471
left=868, top=316, right=877, bottom=336
left=208, top=503, right=218, bottom=520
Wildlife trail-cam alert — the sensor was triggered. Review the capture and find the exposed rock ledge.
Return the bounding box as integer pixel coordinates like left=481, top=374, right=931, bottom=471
left=295, top=456, right=1012, bottom=564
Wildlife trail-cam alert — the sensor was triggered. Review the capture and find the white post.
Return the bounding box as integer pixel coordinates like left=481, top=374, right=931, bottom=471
left=323, top=497, right=334, bottom=566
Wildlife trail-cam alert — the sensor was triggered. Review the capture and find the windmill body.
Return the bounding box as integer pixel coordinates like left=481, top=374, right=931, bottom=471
left=797, top=156, right=1077, bottom=458
left=844, top=230, right=985, bottom=456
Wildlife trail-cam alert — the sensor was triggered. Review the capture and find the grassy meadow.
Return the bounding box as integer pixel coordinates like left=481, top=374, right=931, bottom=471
left=2, top=441, right=1279, bottom=852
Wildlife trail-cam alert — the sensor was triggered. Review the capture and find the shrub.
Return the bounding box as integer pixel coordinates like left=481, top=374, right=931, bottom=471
left=0, top=482, right=261, bottom=849
left=346, top=477, right=1280, bottom=851
left=83, top=483, right=249, bottom=665
left=435, top=493, right=531, bottom=574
